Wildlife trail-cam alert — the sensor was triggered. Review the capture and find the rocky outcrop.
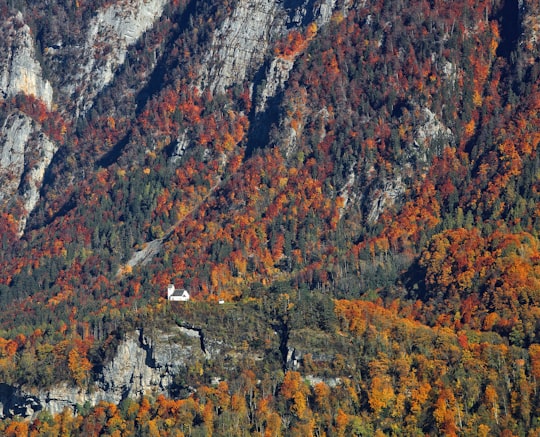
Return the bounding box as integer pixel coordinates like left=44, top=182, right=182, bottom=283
left=63, top=0, right=168, bottom=115
left=198, top=0, right=281, bottom=95
left=95, top=328, right=199, bottom=404
left=0, top=384, right=42, bottom=419
left=0, top=112, right=31, bottom=203
left=0, top=327, right=207, bottom=420
left=365, top=107, right=452, bottom=223
left=253, top=0, right=349, bottom=108
left=0, top=12, right=53, bottom=109
left=199, top=0, right=345, bottom=97
left=367, top=177, right=406, bottom=224
left=304, top=374, right=341, bottom=388
left=0, top=111, right=58, bottom=233
left=286, top=328, right=342, bottom=372
left=413, top=107, right=453, bottom=157
left=255, top=56, right=296, bottom=113
left=0, top=12, right=56, bottom=234
left=19, top=132, right=56, bottom=231
left=95, top=327, right=207, bottom=402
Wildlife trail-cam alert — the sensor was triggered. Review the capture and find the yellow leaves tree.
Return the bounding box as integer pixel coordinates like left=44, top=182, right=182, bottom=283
left=484, top=384, right=499, bottom=425
left=478, top=423, right=491, bottom=437
left=202, top=399, right=214, bottom=436
left=530, top=344, right=540, bottom=382
left=265, top=412, right=282, bottom=437
left=368, top=376, right=395, bottom=416
left=335, top=409, right=349, bottom=437
left=216, top=381, right=231, bottom=412
left=313, top=381, right=331, bottom=412
left=68, top=348, right=93, bottom=388
left=281, top=371, right=311, bottom=420
left=3, top=420, right=29, bottom=437
left=410, top=382, right=432, bottom=417
left=433, top=388, right=459, bottom=437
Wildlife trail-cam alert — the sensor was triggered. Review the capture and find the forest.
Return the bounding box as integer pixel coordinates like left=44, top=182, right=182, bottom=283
left=0, top=0, right=540, bottom=435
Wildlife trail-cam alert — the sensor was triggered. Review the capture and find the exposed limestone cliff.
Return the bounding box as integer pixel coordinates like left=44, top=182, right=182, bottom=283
left=0, top=12, right=53, bottom=109
left=366, top=107, right=452, bottom=223
left=198, top=0, right=344, bottom=98
left=0, top=12, right=56, bottom=234
left=63, top=0, right=168, bottom=115
left=0, top=112, right=31, bottom=203
left=255, top=56, right=295, bottom=113
left=367, top=176, right=406, bottom=224
left=0, top=327, right=207, bottom=420
left=414, top=108, right=453, bottom=152
left=0, top=319, right=349, bottom=420
left=19, top=132, right=56, bottom=230
left=0, top=111, right=57, bottom=233
left=198, top=0, right=280, bottom=95
left=0, top=384, right=41, bottom=419
left=94, top=328, right=203, bottom=404
left=253, top=0, right=349, bottom=109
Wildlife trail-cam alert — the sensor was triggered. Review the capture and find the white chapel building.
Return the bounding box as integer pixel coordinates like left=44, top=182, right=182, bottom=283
left=167, top=284, right=190, bottom=301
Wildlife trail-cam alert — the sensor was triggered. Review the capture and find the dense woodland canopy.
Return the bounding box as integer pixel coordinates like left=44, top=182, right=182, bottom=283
left=1, top=0, right=540, bottom=435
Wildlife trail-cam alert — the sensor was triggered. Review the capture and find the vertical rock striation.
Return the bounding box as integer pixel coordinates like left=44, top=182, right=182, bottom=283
left=198, top=0, right=281, bottom=95
left=0, top=12, right=53, bottom=109
left=65, top=0, right=169, bottom=115
left=0, top=111, right=57, bottom=233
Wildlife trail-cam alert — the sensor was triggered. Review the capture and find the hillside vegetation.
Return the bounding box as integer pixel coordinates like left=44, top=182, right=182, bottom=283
left=0, top=0, right=540, bottom=435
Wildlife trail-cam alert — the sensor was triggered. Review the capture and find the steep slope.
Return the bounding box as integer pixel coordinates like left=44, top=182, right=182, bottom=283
left=0, top=0, right=168, bottom=232
left=0, top=0, right=540, bottom=434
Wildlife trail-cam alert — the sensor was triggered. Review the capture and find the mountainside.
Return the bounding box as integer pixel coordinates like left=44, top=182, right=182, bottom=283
left=1, top=0, right=540, bottom=435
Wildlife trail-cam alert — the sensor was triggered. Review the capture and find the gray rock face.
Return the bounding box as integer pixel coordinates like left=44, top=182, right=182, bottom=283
left=198, top=0, right=343, bottom=97
left=97, top=330, right=167, bottom=404
left=0, top=13, right=53, bottom=109
left=367, top=177, right=406, bottom=224
left=97, top=328, right=203, bottom=404
left=64, top=0, right=169, bottom=115
left=19, top=132, right=56, bottom=231
left=256, top=57, right=295, bottom=113
left=0, top=327, right=206, bottom=420
left=0, top=12, right=56, bottom=233
left=0, top=111, right=58, bottom=233
left=0, top=112, right=31, bottom=202
left=0, top=384, right=42, bottom=419
left=413, top=107, right=453, bottom=157
left=198, top=0, right=280, bottom=95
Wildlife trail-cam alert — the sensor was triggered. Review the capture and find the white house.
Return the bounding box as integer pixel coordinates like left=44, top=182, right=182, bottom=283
left=167, top=284, right=190, bottom=301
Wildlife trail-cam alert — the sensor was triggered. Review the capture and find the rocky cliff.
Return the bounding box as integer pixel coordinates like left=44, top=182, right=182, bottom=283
left=0, top=12, right=53, bottom=109
left=0, top=12, right=57, bottom=232
left=61, top=0, right=169, bottom=115
left=0, top=111, right=57, bottom=233
left=0, top=0, right=168, bottom=232
left=0, top=0, right=349, bottom=234
left=1, top=0, right=539, bottom=428
left=198, top=0, right=344, bottom=97
left=0, top=326, right=207, bottom=419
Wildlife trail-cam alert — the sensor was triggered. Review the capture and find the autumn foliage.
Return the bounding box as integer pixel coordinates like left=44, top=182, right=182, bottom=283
left=1, top=0, right=540, bottom=434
